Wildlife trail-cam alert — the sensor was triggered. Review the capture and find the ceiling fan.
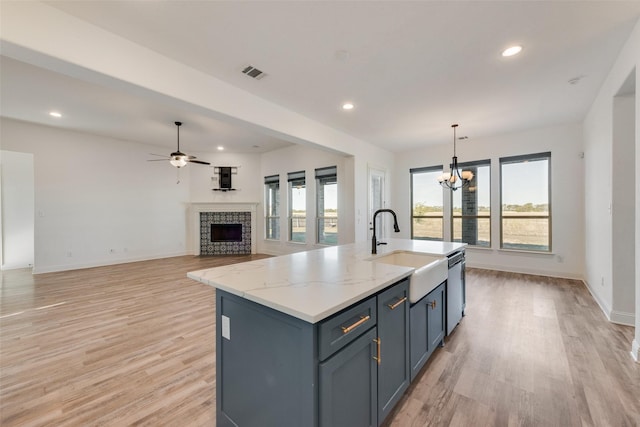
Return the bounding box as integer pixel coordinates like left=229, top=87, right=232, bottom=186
left=148, top=121, right=211, bottom=168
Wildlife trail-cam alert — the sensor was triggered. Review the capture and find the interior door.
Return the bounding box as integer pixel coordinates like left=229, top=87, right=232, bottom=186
left=368, top=166, right=387, bottom=241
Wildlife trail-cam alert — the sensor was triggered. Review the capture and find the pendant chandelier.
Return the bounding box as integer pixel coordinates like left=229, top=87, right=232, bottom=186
left=437, top=124, right=474, bottom=191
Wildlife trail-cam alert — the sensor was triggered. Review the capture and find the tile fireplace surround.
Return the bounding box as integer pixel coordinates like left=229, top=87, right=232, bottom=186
left=189, top=203, right=258, bottom=255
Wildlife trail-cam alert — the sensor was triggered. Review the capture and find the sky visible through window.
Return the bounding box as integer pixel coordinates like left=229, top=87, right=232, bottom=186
left=502, top=159, right=548, bottom=206
left=413, top=160, right=547, bottom=208
left=413, top=171, right=443, bottom=208
left=324, top=184, right=337, bottom=210
left=291, top=186, right=306, bottom=211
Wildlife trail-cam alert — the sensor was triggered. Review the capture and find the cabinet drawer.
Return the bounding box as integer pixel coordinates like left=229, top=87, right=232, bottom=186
left=318, top=296, right=377, bottom=361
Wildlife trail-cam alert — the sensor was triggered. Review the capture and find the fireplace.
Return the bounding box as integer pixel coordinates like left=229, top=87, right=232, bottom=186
left=200, top=212, right=251, bottom=255
left=211, top=224, right=243, bottom=242
left=190, top=203, right=258, bottom=256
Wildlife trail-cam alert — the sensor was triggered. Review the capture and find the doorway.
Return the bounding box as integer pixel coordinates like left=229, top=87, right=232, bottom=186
left=1, top=150, right=35, bottom=270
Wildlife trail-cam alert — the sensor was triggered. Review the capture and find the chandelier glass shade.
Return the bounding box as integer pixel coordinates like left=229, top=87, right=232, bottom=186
left=437, top=124, right=474, bottom=191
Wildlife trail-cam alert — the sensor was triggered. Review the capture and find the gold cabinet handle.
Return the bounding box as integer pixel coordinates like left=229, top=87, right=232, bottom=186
left=430, top=300, right=437, bottom=310
left=373, top=338, right=381, bottom=365
left=387, top=296, right=407, bottom=310
left=341, top=315, right=370, bottom=334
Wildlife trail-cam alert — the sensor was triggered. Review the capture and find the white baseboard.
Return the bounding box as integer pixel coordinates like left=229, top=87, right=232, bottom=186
left=582, top=278, right=612, bottom=322
left=32, top=251, right=190, bottom=274
left=1, top=263, right=33, bottom=271
left=610, top=310, right=635, bottom=327
left=465, top=262, right=583, bottom=281
left=632, top=339, right=639, bottom=363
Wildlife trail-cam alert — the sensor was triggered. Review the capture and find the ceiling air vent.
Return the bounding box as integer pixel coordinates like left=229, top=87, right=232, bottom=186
left=242, top=65, right=266, bottom=80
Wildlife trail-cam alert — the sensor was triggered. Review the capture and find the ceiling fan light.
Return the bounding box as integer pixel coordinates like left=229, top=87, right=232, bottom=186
left=170, top=156, right=187, bottom=168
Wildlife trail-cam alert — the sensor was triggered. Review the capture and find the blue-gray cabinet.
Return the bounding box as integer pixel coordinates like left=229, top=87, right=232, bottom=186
left=319, top=327, right=378, bottom=427
left=216, top=291, right=316, bottom=427
left=320, top=279, right=410, bottom=427
left=216, top=278, right=411, bottom=427
left=376, top=282, right=410, bottom=423
left=409, top=281, right=446, bottom=381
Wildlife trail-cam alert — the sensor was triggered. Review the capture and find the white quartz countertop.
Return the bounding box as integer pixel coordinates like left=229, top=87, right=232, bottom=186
left=187, top=239, right=465, bottom=323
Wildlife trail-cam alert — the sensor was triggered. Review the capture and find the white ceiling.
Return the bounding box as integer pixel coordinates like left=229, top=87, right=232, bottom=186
left=0, top=56, right=294, bottom=154
left=3, top=1, right=640, bottom=153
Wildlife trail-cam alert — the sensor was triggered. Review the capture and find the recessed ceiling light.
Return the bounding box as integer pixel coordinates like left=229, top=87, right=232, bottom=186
left=217, top=146, right=224, bottom=151
left=502, top=45, right=523, bottom=57
left=342, top=103, right=354, bottom=110
left=49, top=111, right=62, bottom=118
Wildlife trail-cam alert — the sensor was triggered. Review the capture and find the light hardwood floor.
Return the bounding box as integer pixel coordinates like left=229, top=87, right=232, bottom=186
left=1, top=257, right=638, bottom=426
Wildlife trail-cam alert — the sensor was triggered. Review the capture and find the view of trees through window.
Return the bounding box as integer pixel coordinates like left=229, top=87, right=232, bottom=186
left=316, top=166, right=338, bottom=245
left=500, top=153, right=551, bottom=251
left=288, top=171, right=306, bottom=243
left=264, top=175, right=280, bottom=240
left=411, top=167, right=443, bottom=240
left=410, top=152, right=551, bottom=252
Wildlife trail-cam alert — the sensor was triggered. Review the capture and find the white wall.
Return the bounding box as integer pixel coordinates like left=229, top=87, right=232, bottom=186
left=584, top=18, right=639, bottom=334
left=0, top=118, right=367, bottom=272
left=1, top=118, right=202, bottom=273
left=612, top=94, right=636, bottom=325
left=259, top=144, right=353, bottom=255
left=189, top=151, right=262, bottom=203
left=395, top=123, right=585, bottom=279
left=583, top=18, right=639, bottom=357
left=636, top=80, right=640, bottom=361
left=0, top=150, right=35, bottom=269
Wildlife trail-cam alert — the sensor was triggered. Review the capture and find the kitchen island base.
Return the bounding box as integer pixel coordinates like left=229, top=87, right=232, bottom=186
left=216, top=291, right=317, bottom=427
left=216, top=276, right=429, bottom=427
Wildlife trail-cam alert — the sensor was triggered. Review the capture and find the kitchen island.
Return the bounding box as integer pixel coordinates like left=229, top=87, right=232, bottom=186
left=188, top=239, right=465, bottom=427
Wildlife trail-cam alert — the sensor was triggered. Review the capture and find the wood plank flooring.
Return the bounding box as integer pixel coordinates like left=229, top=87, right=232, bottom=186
left=385, top=269, right=639, bottom=427
left=1, top=258, right=638, bottom=426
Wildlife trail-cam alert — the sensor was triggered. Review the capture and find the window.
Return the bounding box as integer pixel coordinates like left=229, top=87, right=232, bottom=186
left=452, top=160, right=491, bottom=247
left=410, top=166, right=444, bottom=240
left=316, top=166, right=338, bottom=245
left=500, top=152, right=551, bottom=252
left=264, top=175, right=280, bottom=240
left=288, top=171, right=306, bottom=243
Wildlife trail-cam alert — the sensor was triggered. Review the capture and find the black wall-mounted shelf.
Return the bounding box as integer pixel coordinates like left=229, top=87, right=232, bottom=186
left=212, top=166, right=239, bottom=192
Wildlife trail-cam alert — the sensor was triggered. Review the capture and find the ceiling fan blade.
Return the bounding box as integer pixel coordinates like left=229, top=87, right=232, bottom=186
left=149, top=153, right=169, bottom=158
left=147, top=159, right=170, bottom=162
left=188, top=160, right=211, bottom=165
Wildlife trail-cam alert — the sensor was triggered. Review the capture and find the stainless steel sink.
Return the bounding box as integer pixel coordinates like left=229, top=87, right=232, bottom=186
left=369, top=251, right=448, bottom=303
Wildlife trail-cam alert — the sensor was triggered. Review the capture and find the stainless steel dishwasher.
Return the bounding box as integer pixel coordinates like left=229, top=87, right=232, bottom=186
left=446, top=250, right=465, bottom=335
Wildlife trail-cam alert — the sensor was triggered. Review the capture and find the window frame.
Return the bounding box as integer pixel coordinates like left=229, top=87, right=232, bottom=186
left=315, top=166, right=338, bottom=246
left=264, top=174, right=280, bottom=240
left=450, top=159, right=491, bottom=248
left=499, top=152, right=552, bottom=252
left=287, top=170, right=306, bottom=243
left=410, top=165, right=444, bottom=241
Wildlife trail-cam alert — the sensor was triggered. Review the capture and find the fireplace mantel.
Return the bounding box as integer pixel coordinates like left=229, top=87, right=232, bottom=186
left=189, top=202, right=259, bottom=255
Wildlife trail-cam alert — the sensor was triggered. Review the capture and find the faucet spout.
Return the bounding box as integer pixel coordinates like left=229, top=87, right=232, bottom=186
left=371, top=209, right=400, bottom=254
